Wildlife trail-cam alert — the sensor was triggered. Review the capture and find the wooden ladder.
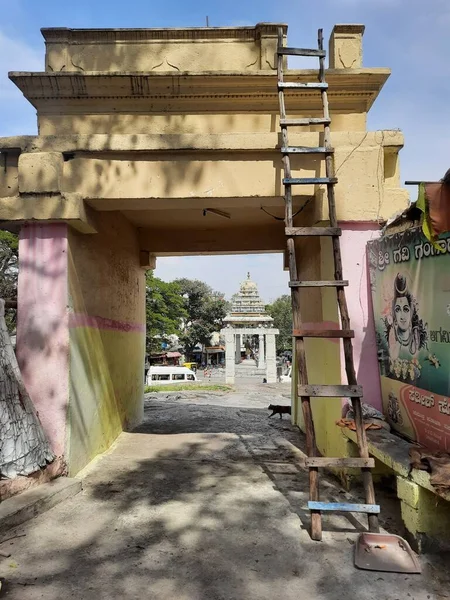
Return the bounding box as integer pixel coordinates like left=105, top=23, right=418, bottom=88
left=277, top=27, right=380, bottom=541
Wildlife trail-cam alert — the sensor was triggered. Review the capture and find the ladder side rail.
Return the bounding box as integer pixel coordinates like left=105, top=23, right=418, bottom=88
left=278, top=26, right=322, bottom=541
left=318, top=29, right=379, bottom=533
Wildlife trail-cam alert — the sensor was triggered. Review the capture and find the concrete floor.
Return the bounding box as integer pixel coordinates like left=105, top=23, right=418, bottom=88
left=0, top=385, right=448, bottom=599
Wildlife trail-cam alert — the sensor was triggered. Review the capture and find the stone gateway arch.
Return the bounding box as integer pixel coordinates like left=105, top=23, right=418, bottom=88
left=0, top=23, right=407, bottom=474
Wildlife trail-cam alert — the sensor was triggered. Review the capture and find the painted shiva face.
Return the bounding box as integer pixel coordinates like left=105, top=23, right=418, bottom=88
left=394, top=297, right=411, bottom=333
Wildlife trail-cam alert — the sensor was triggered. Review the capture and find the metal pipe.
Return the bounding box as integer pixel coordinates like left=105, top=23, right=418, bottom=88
left=404, top=181, right=436, bottom=185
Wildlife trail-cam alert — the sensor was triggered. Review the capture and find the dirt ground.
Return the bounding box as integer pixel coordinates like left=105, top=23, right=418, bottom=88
left=0, top=384, right=449, bottom=599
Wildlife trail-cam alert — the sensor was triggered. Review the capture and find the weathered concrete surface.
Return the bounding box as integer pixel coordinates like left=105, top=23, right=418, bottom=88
left=67, top=211, right=145, bottom=476
left=0, top=458, right=66, bottom=502
left=0, top=478, right=81, bottom=535
left=18, top=152, right=63, bottom=194
left=41, top=24, right=285, bottom=74
left=0, top=388, right=447, bottom=599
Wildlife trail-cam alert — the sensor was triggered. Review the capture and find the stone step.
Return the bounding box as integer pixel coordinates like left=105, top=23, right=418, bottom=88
left=0, top=477, right=82, bottom=535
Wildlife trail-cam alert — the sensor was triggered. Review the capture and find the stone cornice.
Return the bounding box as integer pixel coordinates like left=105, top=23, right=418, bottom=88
left=9, top=68, right=390, bottom=112
left=332, top=24, right=365, bottom=35
left=220, top=327, right=280, bottom=335
left=41, top=23, right=287, bottom=44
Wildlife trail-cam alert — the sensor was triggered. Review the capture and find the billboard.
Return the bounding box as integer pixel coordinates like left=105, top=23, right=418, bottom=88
left=368, top=227, right=450, bottom=451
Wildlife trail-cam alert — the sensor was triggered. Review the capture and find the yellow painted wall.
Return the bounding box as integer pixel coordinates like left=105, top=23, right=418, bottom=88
left=68, top=327, right=144, bottom=474
left=38, top=112, right=367, bottom=136
left=56, top=129, right=406, bottom=226
left=316, top=237, right=348, bottom=458
left=67, top=212, right=145, bottom=475
left=292, top=237, right=346, bottom=457
left=42, top=24, right=284, bottom=73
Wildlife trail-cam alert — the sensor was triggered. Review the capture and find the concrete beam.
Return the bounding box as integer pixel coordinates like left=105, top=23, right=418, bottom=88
left=88, top=196, right=301, bottom=212
left=139, top=251, right=156, bottom=269
left=221, top=327, right=279, bottom=335
left=53, top=131, right=407, bottom=224
left=0, top=193, right=98, bottom=234
left=0, top=130, right=405, bottom=154
left=138, top=225, right=286, bottom=255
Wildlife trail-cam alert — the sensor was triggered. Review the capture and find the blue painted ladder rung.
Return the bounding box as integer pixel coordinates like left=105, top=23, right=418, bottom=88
left=308, top=501, right=380, bottom=514
left=278, top=82, right=328, bottom=90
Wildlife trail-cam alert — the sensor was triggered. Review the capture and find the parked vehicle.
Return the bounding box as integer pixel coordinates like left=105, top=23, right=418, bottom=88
left=183, top=362, right=198, bottom=372
left=146, top=366, right=197, bottom=385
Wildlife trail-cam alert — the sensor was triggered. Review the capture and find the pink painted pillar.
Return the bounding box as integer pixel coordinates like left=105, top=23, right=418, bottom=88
left=340, top=223, right=382, bottom=411
left=16, top=224, right=69, bottom=456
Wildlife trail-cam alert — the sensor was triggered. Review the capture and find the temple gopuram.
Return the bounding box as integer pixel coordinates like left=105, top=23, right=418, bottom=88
left=221, top=274, right=279, bottom=383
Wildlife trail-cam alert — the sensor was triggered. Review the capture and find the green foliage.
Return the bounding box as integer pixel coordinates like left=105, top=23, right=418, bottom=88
left=0, top=230, right=19, bottom=333
left=145, top=275, right=229, bottom=359
left=174, top=278, right=229, bottom=358
left=145, top=272, right=187, bottom=355
left=266, top=294, right=292, bottom=353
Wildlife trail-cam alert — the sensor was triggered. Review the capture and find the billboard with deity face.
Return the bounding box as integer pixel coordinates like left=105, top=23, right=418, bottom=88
left=368, top=227, right=450, bottom=451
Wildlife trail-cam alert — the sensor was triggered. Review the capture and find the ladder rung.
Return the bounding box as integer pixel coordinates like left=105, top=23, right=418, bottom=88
left=297, top=384, right=362, bottom=397
left=283, top=177, right=337, bottom=185
left=293, top=328, right=354, bottom=338
left=281, top=146, right=334, bottom=154
left=285, top=227, right=341, bottom=237
left=305, top=457, right=375, bottom=468
left=308, top=501, right=380, bottom=514
left=277, top=47, right=326, bottom=58
left=278, top=82, right=328, bottom=90
left=289, top=280, right=348, bottom=288
left=280, top=118, right=331, bottom=127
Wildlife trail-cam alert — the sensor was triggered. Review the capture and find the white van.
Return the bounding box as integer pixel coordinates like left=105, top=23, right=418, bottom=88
left=146, top=366, right=197, bottom=386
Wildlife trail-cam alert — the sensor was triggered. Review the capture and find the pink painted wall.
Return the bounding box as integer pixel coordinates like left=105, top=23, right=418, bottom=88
left=17, top=224, right=69, bottom=456
left=340, top=222, right=382, bottom=411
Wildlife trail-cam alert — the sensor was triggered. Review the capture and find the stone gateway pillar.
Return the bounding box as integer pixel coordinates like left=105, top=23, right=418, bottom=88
left=258, top=334, right=265, bottom=369
left=225, top=330, right=235, bottom=384
left=265, top=334, right=277, bottom=383
left=235, top=334, right=241, bottom=364
left=17, top=218, right=146, bottom=475
left=0, top=22, right=408, bottom=480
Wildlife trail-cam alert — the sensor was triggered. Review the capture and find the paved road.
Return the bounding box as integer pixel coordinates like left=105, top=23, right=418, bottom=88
left=0, top=386, right=447, bottom=599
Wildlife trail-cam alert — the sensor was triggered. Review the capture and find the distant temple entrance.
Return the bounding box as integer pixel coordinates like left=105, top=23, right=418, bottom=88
left=221, top=274, right=279, bottom=384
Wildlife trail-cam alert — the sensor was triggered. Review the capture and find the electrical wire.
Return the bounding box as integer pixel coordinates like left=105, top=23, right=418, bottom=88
left=260, top=197, right=313, bottom=221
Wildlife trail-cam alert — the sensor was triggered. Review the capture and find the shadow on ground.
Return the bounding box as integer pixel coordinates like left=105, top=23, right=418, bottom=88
left=0, top=399, right=445, bottom=600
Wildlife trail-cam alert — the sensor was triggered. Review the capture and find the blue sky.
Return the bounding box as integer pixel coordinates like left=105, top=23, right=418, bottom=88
left=1, top=0, right=449, bottom=301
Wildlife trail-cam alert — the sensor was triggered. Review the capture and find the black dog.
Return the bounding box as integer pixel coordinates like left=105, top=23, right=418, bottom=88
left=268, top=404, right=291, bottom=419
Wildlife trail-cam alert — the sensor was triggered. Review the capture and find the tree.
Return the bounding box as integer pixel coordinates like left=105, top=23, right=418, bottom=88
left=266, top=294, right=292, bottom=353
left=174, top=278, right=229, bottom=359
left=0, top=230, right=18, bottom=333
left=0, top=299, right=54, bottom=478
left=145, top=272, right=187, bottom=355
